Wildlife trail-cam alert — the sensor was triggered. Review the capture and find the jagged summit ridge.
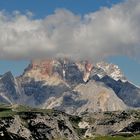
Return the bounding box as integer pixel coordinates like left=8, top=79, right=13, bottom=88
left=96, top=61, right=126, bottom=81
left=23, top=59, right=126, bottom=83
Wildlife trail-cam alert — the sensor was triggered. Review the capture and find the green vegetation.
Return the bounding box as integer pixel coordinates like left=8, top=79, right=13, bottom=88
left=0, top=108, right=15, bottom=117
left=83, top=135, right=140, bottom=140
left=0, top=104, right=53, bottom=118
left=0, top=104, right=16, bottom=117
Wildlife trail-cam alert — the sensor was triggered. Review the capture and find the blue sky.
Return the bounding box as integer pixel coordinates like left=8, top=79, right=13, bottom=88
left=0, top=0, right=140, bottom=86
left=0, top=0, right=123, bottom=18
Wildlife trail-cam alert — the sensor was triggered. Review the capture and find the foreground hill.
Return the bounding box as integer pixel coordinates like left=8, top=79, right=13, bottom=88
left=0, top=105, right=140, bottom=140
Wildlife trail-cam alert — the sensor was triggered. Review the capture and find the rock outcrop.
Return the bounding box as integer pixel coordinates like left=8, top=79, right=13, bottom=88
left=0, top=105, right=140, bottom=140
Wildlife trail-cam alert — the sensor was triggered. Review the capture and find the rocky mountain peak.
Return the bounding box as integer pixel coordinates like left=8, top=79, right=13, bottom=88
left=31, top=60, right=53, bottom=75
left=23, top=59, right=55, bottom=81
left=22, top=59, right=128, bottom=84
left=96, top=61, right=126, bottom=81
left=22, top=58, right=84, bottom=84
left=1, top=71, right=16, bottom=86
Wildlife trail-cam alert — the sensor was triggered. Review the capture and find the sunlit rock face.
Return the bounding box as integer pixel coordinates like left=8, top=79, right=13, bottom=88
left=0, top=58, right=140, bottom=114
left=23, top=59, right=58, bottom=81
left=96, top=61, right=126, bottom=81
left=23, top=58, right=84, bottom=86
left=83, top=61, right=93, bottom=82
left=74, top=81, right=127, bottom=113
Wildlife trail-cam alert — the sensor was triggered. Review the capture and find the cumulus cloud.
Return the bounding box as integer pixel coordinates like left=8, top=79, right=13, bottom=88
left=0, top=0, right=140, bottom=62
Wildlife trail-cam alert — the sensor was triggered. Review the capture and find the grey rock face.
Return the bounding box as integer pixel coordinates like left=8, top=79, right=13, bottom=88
left=50, top=91, right=88, bottom=115
left=73, top=81, right=127, bottom=114
left=19, top=77, right=69, bottom=107
left=0, top=72, right=20, bottom=104
left=42, top=80, right=127, bottom=115
left=92, top=75, right=140, bottom=107
left=118, top=82, right=140, bottom=107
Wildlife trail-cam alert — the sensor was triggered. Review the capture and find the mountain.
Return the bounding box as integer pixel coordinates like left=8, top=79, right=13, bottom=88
left=0, top=58, right=140, bottom=114
left=0, top=72, right=20, bottom=104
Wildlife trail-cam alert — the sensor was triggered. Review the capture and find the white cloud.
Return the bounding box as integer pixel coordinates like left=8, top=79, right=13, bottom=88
left=0, top=0, right=140, bottom=62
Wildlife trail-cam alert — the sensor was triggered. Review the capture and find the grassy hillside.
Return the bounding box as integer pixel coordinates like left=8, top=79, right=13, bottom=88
left=83, top=135, right=140, bottom=140
left=0, top=104, right=54, bottom=117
